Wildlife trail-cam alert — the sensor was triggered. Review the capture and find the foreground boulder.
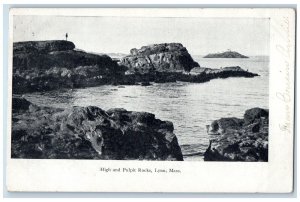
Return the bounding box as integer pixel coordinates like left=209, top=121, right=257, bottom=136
left=204, top=108, right=268, bottom=161
left=11, top=97, right=183, bottom=161
left=119, top=43, right=200, bottom=73
left=13, top=40, right=125, bottom=93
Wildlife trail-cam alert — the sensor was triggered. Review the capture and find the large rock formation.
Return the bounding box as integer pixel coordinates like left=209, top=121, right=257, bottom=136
left=119, top=43, right=200, bottom=73
left=203, top=51, right=249, bottom=58
left=118, top=44, right=258, bottom=85
left=12, top=41, right=259, bottom=93
left=204, top=108, right=268, bottom=161
left=13, top=40, right=125, bottom=93
left=11, top=97, right=183, bottom=161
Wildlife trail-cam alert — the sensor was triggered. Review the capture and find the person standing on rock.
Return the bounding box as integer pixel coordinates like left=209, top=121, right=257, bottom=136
left=65, top=33, right=68, bottom=41
left=206, top=125, right=210, bottom=134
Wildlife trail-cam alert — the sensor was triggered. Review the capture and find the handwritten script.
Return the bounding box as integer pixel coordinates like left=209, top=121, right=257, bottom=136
left=274, top=16, right=293, bottom=134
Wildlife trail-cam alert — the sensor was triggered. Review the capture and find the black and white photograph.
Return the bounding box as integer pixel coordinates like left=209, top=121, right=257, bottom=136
left=5, top=7, right=295, bottom=193
left=11, top=13, right=271, bottom=162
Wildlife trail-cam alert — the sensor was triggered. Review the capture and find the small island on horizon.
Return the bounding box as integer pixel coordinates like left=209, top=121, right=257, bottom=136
left=203, top=50, right=249, bottom=58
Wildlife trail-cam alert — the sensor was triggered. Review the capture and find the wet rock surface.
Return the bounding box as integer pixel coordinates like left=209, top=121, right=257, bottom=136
left=204, top=108, right=268, bottom=161
left=11, top=97, right=183, bottom=161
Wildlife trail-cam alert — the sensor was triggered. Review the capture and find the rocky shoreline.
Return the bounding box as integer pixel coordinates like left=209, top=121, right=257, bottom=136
left=12, top=97, right=183, bottom=160
left=13, top=41, right=258, bottom=94
left=11, top=40, right=267, bottom=161
left=13, top=40, right=126, bottom=93
left=12, top=96, right=269, bottom=161
left=204, top=108, right=269, bottom=161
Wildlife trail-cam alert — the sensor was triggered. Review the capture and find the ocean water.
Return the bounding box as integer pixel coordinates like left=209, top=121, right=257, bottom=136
left=23, top=56, right=269, bottom=161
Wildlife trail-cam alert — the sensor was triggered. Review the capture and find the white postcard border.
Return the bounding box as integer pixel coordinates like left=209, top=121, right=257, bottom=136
left=6, top=8, right=295, bottom=193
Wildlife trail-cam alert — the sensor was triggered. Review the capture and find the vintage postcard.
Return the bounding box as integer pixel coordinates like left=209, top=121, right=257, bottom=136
left=6, top=8, right=295, bottom=193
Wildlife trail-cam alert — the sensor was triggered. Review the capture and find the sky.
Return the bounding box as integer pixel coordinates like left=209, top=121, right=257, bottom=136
left=13, top=16, right=270, bottom=56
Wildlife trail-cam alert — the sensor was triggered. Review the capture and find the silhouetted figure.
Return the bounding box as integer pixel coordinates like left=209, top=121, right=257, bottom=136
left=65, top=33, right=68, bottom=41
left=206, top=125, right=210, bottom=134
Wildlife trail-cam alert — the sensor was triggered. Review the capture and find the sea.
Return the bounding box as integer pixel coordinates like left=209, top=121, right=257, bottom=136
left=23, top=55, right=269, bottom=161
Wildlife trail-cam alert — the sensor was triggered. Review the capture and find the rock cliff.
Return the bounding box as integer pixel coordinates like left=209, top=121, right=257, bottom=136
left=204, top=108, right=268, bottom=161
left=119, top=43, right=200, bottom=73
left=11, top=97, right=183, bottom=161
left=13, top=40, right=125, bottom=93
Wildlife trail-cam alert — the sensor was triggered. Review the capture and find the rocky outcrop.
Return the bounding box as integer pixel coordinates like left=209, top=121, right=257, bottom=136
left=13, top=40, right=76, bottom=54
left=189, top=66, right=258, bottom=78
left=118, top=43, right=258, bottom=84
left=13, top=40, right=125, bottom=93
left=204, top=108, right=268, bottom=161
left=116, top=66, right=259, bottom=85
left=13, top=41, right=259, bottom=93
left=11, top=97, right=183, bottom=161
left=203, top=51, right=249, bottom=58
left=119, top=43, right=200, bottom=73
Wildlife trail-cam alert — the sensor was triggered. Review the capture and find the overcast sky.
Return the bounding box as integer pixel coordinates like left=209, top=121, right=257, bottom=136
left=13, top=16, right=270, bottom=56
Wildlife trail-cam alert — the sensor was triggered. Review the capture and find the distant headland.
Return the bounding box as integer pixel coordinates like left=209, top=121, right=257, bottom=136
left=203, top=50, right=249, bottom=58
